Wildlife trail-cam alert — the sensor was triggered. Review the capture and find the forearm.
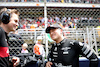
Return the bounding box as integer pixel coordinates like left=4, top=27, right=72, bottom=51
left=89, top=53, right=99, bottom=67
left=89, top=60, right=99, bottom=67
left=76, top=42, right=99, bottom=67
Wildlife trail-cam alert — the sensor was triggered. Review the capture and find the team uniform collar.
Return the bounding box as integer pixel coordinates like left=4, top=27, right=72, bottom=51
left=56, top=38, right=66, bottom=46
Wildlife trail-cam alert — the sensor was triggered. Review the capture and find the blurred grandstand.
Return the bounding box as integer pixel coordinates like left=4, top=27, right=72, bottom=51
left=0, top=1, right=100, bottom=57
left=0, top=0, right=100, bottom=3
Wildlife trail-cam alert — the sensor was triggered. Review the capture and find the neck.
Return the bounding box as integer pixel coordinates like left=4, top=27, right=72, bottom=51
left=56, top=36, right=64, bottom=43
left=0, top=23, right=10, bottom=33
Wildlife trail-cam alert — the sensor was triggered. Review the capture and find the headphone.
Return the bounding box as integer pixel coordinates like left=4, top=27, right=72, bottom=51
left=0, top=9, right=11, bottom=24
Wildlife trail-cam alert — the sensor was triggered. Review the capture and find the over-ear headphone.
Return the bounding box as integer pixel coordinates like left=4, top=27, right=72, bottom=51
left=0, top=9, right=11, bottom=24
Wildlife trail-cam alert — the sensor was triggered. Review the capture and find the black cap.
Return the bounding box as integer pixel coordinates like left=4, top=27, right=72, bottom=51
left=45, top=24, right=62, bottom=33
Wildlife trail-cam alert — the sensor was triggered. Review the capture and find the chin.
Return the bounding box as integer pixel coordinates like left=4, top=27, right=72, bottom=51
left=11, top=29, right=16, bottom=32
left=52, top=38, right=57, bottom=41
left=13, top=28, right=17, bottom=31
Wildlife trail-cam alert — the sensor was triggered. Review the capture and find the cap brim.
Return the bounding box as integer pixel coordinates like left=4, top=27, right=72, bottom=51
left=46, top=27, right=62, bottom=33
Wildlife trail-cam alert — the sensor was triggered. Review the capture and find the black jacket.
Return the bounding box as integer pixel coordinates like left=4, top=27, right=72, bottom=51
left=0, top=27, right=9, bottom=67
left=47, top=38, right=99, bottom=67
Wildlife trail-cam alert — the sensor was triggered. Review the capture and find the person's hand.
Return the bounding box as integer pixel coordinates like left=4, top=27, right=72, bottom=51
left=46, top=61, right=53, bottom=67
left=12, top=57, right=20, bottom=67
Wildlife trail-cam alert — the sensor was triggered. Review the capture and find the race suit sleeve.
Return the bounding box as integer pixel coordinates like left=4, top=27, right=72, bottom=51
left=74, top=41, right=99, bottom=67
left=44, top=45, right=53, bottom=67
left=47, top=46, right=53, bottom=62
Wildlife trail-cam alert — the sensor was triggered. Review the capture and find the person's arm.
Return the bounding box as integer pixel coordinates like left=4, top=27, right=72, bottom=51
left=45, top=45, right=54, bottom=67
left=74, top=41, right=99, bottom=67
left=45, top=51, right=53, bottom=67
left=89, top=53, right=99, bottom=67
left=42, top=46, right=45, bottom=57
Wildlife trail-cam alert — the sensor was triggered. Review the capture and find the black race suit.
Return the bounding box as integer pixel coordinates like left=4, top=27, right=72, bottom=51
left=47, top=38, right=99, bottom=67
left=0, top=27, right=9, bottom=67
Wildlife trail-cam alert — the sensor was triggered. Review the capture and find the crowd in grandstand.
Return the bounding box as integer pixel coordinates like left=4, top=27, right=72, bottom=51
left=0, top=0, right=100, bottom=3
left=18, top=16, right=100, bottom=29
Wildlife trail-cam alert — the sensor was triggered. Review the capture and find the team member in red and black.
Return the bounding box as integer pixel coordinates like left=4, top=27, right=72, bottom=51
left=45, top=24, right=99, bottom=67
left=0, top=8, right=20, bottom=67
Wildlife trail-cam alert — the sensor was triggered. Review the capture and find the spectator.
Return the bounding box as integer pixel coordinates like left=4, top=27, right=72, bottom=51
left=33, top=36, right=45, bottom=57
left=33, top=36, right=45, bottom=67
left=30, top=24, right=35, bottom=31
left=21, top=43, right=29, bottom=53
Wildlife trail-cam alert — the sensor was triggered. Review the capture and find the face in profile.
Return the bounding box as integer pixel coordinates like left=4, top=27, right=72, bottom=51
left=7, top=13, right=19, bottom=32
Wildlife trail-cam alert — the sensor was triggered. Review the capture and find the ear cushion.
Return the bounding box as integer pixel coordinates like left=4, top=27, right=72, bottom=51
left=1, top=12, right=10, bottom=24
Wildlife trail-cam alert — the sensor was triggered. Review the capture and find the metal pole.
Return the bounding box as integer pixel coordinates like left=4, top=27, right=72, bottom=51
left=44, top=0, right=48, bottom=58
left=83, top=33, right=86, bottom=45
left=76, top=30, right=78, bottom=40
left=93, top=27, right=98, bottom=56
left=34, top=29, right=37, bottom=43
left=87, top=27, right=90, bottom=47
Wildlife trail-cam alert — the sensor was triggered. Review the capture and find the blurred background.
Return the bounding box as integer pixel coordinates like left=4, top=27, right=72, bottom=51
left=0, top=0, right=100, bottom=60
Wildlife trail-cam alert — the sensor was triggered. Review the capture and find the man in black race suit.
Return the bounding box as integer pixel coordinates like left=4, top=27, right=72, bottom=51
left=45, top=24, right=99, bottom=67
left=0, top=8, right=20, bottom=67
